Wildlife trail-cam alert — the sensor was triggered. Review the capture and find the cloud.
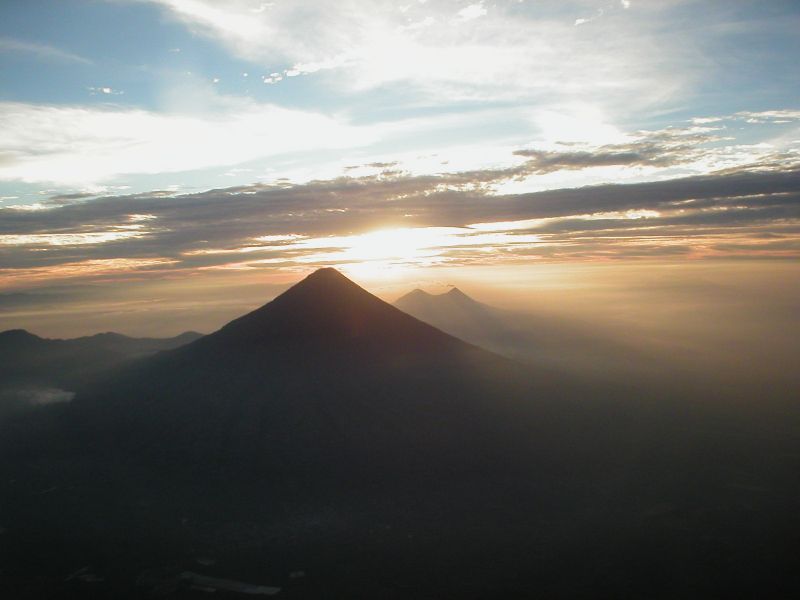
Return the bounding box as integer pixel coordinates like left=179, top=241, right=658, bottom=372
left=575, top=9, right=603, bottom=26
left=0, top=231, right=146, bottom=247
left=512, top=127, right=718, bottom=172
left=47, top=192, right=102, bottom=204
left=140, top=0, right=688, bottom=108
left=0, top=156, right=797, bottom=285
left=733, top=110, right=800, bottom=124
left=692, top=110, right=800, bottom=126
left=5, top=94, right=751, bottom=188
left=0, top=99, right=376, bottom=184
left=0, top=37, right=92, bottom=65
left=88, top=87, right=124, bottom=96
left=13, top=388, right=75, bottom=406
left=458, top=3, right=487, bottom=22
left=0, top=387, right=75, bottom=418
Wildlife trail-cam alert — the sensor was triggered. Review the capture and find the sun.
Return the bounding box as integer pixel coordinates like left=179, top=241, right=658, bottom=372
left=332, top=228, right=446, bottom=263
left=294, top=227, right=460, bottom=278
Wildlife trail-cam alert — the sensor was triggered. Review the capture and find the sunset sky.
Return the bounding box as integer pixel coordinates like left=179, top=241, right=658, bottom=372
left=1, top=0, right=798, bottom=337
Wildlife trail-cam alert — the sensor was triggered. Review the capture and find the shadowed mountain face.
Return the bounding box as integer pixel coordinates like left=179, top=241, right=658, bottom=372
left=1, top=269, right=799, bottom=599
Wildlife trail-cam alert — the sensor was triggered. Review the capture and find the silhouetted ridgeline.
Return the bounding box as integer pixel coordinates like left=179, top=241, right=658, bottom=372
left=0, top=328, right=201, bottom=391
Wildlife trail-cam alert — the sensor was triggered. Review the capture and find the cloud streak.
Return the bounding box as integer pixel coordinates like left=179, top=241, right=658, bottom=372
left=0, top=37, right=93, bottom=65
left=512, top=128, right=719, bottom=173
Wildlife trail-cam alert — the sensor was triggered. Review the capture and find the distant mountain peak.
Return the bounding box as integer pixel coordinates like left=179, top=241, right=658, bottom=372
left=173, top=331, right=204, bottom=342
left=396, top=286, right=477, bottom=307
left=446, top=287, right=470, bottom=299
left=403, top=288, right=434, bottom=300
left=88, top=332, right=130, bottom=341
left=0, top=329, right=41, bottom=343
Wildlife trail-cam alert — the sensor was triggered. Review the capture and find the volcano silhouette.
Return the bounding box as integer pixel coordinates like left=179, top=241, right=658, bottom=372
left=75, top=268, right=565, bottom=480
left=198, top=267, right=471, bottom=353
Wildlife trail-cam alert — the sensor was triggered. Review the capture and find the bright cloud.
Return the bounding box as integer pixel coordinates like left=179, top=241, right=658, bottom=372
left=88, top=86, right=124, bottom=96
left=457, top=3, right=487, bottom=22
left=0, top=99, right=376, bottom=185
left=142, top=0, right=685, bottom=107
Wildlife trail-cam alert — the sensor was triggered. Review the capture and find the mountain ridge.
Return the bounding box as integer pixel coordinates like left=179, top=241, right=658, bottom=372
left=0, top=327, right=203, bottom=345
left=0, top=328, right=204, bottom=393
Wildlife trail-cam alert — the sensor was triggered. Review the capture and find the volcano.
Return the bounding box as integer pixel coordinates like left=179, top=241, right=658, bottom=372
left=73, top=268, right=570, bottom=480
left=189, top=267, right=479, bottom=358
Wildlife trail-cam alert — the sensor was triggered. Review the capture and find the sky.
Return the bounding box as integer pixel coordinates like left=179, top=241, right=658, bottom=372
left=0, top=0, right=799, bottom=337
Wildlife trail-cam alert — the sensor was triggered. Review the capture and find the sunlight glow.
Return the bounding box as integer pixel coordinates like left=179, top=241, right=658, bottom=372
left=288, top=226, right=544, bottom=277
left=296, top=228, right=459, bottom=263
left=184, top=226, right=546, bottom=279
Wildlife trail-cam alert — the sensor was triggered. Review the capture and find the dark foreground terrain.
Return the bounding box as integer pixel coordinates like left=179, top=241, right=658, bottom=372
left=1, top=269, right=798, bottom=598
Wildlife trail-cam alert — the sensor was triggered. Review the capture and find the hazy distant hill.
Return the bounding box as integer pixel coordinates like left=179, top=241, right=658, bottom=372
left=395, top=286, right=665, bottom=382
left=1, top=269, right=797, bottom=599
left=0, top=328, right=202, bottom=394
